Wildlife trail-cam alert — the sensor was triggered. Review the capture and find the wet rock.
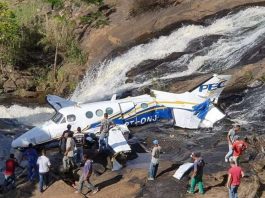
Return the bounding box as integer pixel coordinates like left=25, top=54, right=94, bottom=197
left=185, top=35, right=223, bottom=53
left=126, top=52, right=185, bottom=78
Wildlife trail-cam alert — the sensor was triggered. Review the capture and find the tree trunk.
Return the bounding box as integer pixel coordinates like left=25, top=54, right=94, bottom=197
left=53, top=43, right=59, bottom=82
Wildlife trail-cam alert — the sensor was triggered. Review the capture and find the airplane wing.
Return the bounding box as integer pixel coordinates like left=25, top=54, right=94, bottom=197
left=108, top=125, right=131, bottom=153
left=46, top=95, right=77, bottom=111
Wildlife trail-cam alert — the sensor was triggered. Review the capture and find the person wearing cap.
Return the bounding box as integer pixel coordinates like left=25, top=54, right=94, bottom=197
left=232, top=135, right=247, bottom=166
left=187, top=152, right=205, bottom=194
left=225, top=125, right=240, bottom=162
left=148, top=140, right=161, bottom=180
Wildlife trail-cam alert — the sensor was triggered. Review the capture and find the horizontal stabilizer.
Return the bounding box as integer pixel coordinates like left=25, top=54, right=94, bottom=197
left=46, top=95, right=77, bottom=111
left=173, top=106, right=225, bottom=129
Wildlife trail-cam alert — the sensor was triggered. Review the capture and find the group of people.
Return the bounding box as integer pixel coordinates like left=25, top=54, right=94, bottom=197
left=2, top=113, right=248, bottom=198
left=147, top=124, right=248, bottom=198
left=2, top=112, right=114, bottom=195
left=3, top=144, right=51, bottom=193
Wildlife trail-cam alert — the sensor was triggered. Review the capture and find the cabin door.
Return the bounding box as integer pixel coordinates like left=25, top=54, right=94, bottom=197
left=119, top=102, right=137, bottom=125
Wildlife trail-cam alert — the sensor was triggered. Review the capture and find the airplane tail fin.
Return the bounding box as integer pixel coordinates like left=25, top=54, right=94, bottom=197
left=46, top=95, right=77, bottom=111
left=189, top=74, right=231, bottom=103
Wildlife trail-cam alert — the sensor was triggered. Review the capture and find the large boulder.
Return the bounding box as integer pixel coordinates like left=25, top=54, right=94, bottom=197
left=3, top=79, right=17, bottom=93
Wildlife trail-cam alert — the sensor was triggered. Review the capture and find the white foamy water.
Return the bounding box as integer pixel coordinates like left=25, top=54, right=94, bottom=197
left=0, top=105, right=54, bottom=126
left=2, top=7, right=265, bottom=125
left=226, top=86, right=265, bottom=132
left=72, top=7, right=265, bottom=102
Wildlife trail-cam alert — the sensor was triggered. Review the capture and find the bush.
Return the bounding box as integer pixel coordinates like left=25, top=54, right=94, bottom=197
left=0, top=2, right=21, bottom=70
left=81, top=0, right=104, bottom=6
left=80, top=11, right=109, bottom=28
left=45, top=0, right=63, bottom=9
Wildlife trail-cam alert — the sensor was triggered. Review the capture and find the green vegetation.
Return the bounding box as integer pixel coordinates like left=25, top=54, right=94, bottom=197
left=81, top=0, right=104, bottom=6
left=0, top=2, right=21, bottom=70
left=80, top=11, right=109, bottom=28
left=244, top=71, right=254, bottom=82
left=44, top=0, right=63, bottom=9
left=0, top=0, right=110, bottom=94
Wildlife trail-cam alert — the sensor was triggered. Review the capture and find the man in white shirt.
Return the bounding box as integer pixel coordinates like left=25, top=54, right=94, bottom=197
left=37, top=149, right=51, bottom=193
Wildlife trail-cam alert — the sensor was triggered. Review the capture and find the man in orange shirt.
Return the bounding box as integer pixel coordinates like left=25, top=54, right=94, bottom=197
left=232, top=135, right=247, bottom=166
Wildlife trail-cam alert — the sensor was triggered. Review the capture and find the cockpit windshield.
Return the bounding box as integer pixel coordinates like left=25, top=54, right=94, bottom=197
left=51, top=112, right=63, bottom=123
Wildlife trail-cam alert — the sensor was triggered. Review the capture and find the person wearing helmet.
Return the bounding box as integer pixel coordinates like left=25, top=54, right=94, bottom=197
left=148, top=140, right=161, bottom=180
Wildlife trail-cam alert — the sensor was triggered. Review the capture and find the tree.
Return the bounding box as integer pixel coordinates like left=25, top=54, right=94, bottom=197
left=0, top=2, right=21, bottom=73
left=39, top=15, right=76, bottom=82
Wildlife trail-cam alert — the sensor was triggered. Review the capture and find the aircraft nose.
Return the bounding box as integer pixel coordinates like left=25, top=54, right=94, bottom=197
left=11, top=126, right=51, bottom=148
left=11, top=138, right=28, bottom=148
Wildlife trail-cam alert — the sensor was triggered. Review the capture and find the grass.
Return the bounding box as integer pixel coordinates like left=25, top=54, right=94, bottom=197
left=80, top=11, right=109, bottom=28
left=12, top=0, right=43, bottom=27
left=81, top=0, right=104, bottom=6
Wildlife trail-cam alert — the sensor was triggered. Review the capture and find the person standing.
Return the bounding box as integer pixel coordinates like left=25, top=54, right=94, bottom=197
left=37, top=149, right=51, bottom=193
left=232, top=136, right=248, bottom=166
left=59, top=124, right=73, bottom=154
left=148, top=140, right=161, bottom=180
left=64, top=132, right=76, bottom=171
left=187, top=152, right=205, bottom=194
left=3, top=154, right=19, bottom=189
left=75, top=154, right=98, bottom=195
left=23, top=143, right=38, bottom=182
left=99, top=113, right=115, bottom=151
left=227, top=160, right=244, bottom=198
left=225, top=125, right=240, bottom=162
left=73, top=127, right=85, bottom=165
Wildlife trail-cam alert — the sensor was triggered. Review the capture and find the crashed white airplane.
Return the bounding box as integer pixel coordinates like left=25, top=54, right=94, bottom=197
left=12, top=74, right=231, bottom=148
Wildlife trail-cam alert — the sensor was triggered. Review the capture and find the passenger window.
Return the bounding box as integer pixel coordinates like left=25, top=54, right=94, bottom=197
left=86, top=111, right=93, bottom=119
left=141, top=103, right=148, bottom=109
left=67, top=114, right=76, bottom=122
left=61, top=117, right=66, bottom=124
left=96, top=109, right=103, bottom=117
left=106, top=107, right=113, bottom=115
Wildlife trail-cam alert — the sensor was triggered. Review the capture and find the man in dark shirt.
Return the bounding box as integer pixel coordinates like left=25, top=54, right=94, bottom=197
left=59, top=124, right=73, bottom=153
left=187, top=152, right=205, bottom=194
left=23, top=143, right=38, bottom=182
left=73, top=127, right=85, bottom=165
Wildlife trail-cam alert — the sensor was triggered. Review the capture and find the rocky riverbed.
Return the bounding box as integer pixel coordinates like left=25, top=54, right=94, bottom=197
left=1, top=0, right=265, bottom=198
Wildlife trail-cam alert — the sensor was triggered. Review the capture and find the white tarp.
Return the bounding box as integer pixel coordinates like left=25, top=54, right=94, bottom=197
left=108, top=125, right=131, bottom=153
left=173, top=163, right=194, bottom=180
